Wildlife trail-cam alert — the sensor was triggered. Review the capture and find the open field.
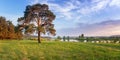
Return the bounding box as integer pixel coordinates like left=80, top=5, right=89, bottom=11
left=0, top=40, right=120, bottom=60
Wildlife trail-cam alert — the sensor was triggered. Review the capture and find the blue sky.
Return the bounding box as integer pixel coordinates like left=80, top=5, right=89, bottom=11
left=0, top=0, right=120, bottom=36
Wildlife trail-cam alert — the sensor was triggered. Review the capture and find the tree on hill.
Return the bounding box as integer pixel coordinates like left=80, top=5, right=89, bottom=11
left=18, top=3, right=56, bottom=43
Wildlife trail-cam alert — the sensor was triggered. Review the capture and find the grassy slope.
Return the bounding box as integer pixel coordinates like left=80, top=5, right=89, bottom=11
left=0, top=40, right=120, bottom=60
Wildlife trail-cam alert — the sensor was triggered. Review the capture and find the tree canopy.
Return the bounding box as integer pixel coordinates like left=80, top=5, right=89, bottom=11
left=18, top=3, right=56, bottom=43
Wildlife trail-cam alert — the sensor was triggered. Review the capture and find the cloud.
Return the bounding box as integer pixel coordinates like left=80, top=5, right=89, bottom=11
left=32, top=0, right=39, bottom=4
left=78, top=0, right=110, bottom=15
left=57, top=20, right=120, bottom=36
left=28, top=0, right=120, bottom=23
left=28, top=0, right=39, bottom=4
left=78, top=0, right=120, bottom=15
left=109, top=0, right=120, bottom=7
left=27, top=0, right=81, bottom=21
left=28, top=0, right=120, bottom=15
left=27, top=0, right=120, bottom=36
left=0, top=13, right=22, bottom=25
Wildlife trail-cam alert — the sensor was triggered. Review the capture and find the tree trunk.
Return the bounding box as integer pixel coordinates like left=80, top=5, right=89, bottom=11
left=37, top=17, right=41, bottom=43
left=38, top=31, right=41, bottom=43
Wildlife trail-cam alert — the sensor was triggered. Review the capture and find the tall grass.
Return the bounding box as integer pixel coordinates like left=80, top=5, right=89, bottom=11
left=0, top=40, right=120, bottom=60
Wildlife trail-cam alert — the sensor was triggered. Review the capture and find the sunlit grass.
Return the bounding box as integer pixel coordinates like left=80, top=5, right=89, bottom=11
left=0, top=40, right=120, bottom=60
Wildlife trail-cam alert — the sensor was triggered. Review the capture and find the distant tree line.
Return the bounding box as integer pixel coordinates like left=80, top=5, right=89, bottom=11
left=0, top=16, right=23, bottom=40
left=76, top=34, right=85, bottom=42
left=86, top=36, right=120, bottom=42
left=60, top=34, right=120, bottom=42
left=55, top=36, right=70, bottom=41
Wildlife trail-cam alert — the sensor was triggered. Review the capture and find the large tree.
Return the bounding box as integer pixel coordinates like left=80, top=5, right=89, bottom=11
left=18, top=3, right=56, bottom=43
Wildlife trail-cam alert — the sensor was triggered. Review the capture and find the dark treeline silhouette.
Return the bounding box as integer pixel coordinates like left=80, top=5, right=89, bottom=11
left=0, top=16, right=23, bottom=40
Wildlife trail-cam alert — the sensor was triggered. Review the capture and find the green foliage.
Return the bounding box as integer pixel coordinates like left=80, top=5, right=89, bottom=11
left=54, top=39, right=60, bottom=41
left=54, top=36, right=61, bottom=41
left=57, top=36, right=61, bottom=40
left=18, top=3, right=56, bottom=43
left=63, top=36, right=66, bottom=41
left=86, top=36, right=120, bottom=42
left=77, top=34, right=85, bottom=42
left=0, top=40, right=120, bottom=60
left=14, top=26, right=23, bottom=39
left=24, top=24, right=35, bottom=34
left=67, top=36, right=70, bottom=42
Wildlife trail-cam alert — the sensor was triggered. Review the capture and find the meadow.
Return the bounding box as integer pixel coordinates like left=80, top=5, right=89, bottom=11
left=0, top=40, right=120, bottom=60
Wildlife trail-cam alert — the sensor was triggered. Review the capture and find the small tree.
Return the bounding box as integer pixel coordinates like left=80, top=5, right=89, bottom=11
left=18, top=3, right=56, bottom=43
left=81, top=34, right=84, bottom=38
left=57, top=36, right=61, bottom=40
left=77, top=34, right=85, bottom=42
left=63, top=36, right=66, bottom=41
left=67, top=36, right=70, bottom=42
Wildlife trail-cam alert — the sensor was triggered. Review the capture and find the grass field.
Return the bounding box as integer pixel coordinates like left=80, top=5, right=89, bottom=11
left=0, top=40, right=120, bottom=60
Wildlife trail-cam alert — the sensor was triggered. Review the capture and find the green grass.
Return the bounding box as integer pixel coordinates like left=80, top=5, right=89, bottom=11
left=0, top=40, right=120, bottom=60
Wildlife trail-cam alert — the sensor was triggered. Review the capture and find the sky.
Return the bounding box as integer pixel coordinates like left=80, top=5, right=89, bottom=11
left=0, top=0, right=120, bottom=36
